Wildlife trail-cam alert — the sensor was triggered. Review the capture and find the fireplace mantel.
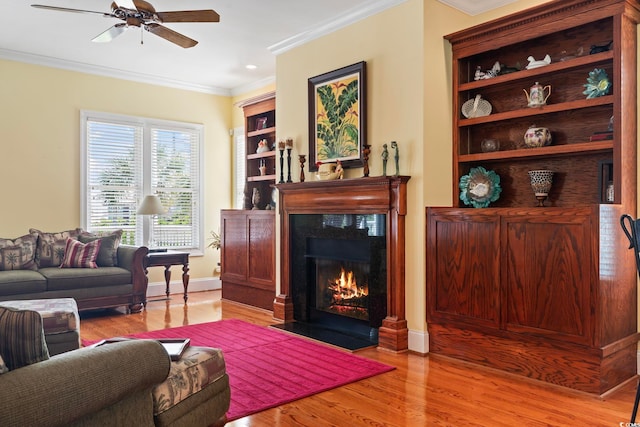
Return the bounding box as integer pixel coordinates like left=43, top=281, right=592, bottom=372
left=275, top=176, right=410, bottom=352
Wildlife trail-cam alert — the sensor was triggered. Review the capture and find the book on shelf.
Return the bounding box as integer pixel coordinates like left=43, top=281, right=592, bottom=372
left=590, top=131, right=613, bottom=141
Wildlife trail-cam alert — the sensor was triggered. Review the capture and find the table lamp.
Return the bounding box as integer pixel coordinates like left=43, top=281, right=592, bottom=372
left=137, top=195, right=167, bottom=252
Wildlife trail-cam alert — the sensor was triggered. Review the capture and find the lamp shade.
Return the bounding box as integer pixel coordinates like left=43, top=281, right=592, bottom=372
left=137, top=195, right=166, bottom=215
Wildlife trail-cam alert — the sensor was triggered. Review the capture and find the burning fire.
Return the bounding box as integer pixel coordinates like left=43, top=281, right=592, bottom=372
left=328, top=267, right=368, bottom=302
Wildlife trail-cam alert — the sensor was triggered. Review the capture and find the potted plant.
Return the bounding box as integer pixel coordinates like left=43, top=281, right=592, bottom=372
left=208, top=231, right=221, bottom=275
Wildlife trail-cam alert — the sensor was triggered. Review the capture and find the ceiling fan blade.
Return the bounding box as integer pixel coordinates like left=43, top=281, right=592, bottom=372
left=92, top=23, right=128, bottom=43
left=132, top=0, right=155, bottom=13
left=144, top=23, right=197, bottom=48
left=31, top=4, right=112, bottom=17
left=156, top=10, right=220, bottom=23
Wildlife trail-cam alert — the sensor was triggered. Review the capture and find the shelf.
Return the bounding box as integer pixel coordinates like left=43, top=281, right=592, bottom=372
left=247, top=151, right=276, bottom=160
left=458, top=140, right=613, bottom=163
left=247, top=174, right=276, bottom=182
left=458, top=95, right=613, bottom=126
left=247, top=126, right=276, bottom=137
left=458, top=51, right=613, bottom=92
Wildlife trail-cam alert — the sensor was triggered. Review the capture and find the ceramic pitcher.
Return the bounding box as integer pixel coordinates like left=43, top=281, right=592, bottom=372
left=524, top=82, right=551, bottom=107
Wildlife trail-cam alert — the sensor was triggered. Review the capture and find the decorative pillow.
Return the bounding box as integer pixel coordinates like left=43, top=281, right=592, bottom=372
left=0, top=234, right=38, bottom=271
left=78, top=230, right=123, bottom=267
left=59, top=238, right=102, bottom=269
left=0, top=355, right=8, bottom=374
left=0, top=306, right=49, bottom=371
left=30, top=228, right=83, bottom=268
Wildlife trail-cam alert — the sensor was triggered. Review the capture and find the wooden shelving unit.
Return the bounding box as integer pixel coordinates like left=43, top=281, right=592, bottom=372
left=426, top=0, right=639, bottom=394
left=220, top=94, right=276, bottom=310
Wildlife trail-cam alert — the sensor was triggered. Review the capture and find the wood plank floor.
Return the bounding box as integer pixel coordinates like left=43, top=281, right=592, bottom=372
left=80, top=290, right=638, bottom=426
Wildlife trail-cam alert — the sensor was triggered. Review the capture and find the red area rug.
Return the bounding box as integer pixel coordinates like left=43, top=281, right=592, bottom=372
left=83, top=319, right=394, bottom=421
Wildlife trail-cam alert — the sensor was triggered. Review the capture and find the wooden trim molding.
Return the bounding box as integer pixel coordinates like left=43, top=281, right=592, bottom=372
left=275, top=176, right=411, bottom=352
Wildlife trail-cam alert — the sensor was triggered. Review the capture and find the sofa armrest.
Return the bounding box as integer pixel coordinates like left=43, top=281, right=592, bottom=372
left=118, top=245, right=149, bottom=311
left=0, top=340, right=170, bottom=427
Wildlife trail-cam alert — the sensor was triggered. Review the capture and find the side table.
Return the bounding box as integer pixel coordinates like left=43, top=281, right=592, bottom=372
left=144, top=251, right=190, bottom=302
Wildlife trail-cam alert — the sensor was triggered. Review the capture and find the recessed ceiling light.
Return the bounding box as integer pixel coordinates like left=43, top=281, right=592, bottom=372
left=246, top=64, right=257, bottom=70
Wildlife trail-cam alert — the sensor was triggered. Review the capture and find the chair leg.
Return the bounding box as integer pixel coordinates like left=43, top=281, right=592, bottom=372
left=631, top=379, right=640, bottom=423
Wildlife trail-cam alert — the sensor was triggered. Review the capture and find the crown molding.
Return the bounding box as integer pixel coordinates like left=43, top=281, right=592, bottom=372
left=0, top=48, right=232, bottom=96
left=437, top=0, right=519, bottom=16
left=268, top=0, right=408, bottom=55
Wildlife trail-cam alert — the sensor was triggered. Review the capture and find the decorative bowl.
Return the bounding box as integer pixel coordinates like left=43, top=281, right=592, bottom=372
left=459, top=166, right=502, bottom=208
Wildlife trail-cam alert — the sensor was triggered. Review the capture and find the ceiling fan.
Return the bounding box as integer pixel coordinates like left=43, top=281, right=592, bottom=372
left=31, top=0, right=220, bottom=48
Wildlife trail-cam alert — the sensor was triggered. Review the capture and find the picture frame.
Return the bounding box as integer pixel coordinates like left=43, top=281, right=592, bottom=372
left=256, top=117, right=268, bottom=130
left=308, top=61, right=366, bottom=171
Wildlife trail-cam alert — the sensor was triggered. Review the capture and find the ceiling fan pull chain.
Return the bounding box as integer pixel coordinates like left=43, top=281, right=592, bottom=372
left=140, top=27, right=144, bottom=45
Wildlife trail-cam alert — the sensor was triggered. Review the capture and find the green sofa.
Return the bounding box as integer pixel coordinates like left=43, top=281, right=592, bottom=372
left=0, top=340, right=170, bottom=427
left=0, top=307, right=231, bottom=427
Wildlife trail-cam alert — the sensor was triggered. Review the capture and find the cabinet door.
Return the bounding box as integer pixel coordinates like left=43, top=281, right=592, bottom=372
left=502, top=213, right=592, bottom=346
left=247, top=215, right=275, bottom=288
left=427, top=209, right=500, bottom=328
left=221, top=214, right=248, bottom=282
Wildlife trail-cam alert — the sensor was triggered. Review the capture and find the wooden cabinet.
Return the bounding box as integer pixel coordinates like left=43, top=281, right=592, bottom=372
left=243, top=96, right=276, bottom=210
left=220, top=94, right=277, bottom=310
left=220, top=210, right=275, bottom=310
left=427, top=0, right=639, bottom=394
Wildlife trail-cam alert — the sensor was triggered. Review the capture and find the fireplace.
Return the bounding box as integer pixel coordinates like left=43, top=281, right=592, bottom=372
left=285, top=214, right=387, bottom=347
left=275, top=176, right=410, bottom=352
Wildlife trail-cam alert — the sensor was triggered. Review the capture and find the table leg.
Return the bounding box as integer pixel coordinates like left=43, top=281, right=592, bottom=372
left=182, top=263, right=190, bottom=303
left=164, top=266, right=171, bottom=298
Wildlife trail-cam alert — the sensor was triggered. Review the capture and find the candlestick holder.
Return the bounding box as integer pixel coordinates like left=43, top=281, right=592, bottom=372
left=278, top=145, right=285, bottom=184
left=298, top=155, right=306, bottom=182
left=286, top=148, right=293, bottom=183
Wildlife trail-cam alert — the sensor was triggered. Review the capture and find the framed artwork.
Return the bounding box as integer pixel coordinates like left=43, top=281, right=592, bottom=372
left=308, top=61, right=366, bottom=171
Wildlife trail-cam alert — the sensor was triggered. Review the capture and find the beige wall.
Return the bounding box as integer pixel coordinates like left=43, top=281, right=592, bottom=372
left=0, top=59, right=232, bottom=282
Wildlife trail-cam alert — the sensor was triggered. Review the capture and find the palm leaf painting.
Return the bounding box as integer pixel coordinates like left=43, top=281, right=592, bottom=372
left=308, top=62, right=366, bottom=170
left=315, top=77, right=359, bottom=160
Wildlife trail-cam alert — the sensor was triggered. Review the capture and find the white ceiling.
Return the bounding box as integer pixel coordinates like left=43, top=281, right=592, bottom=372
left=0, top=0, right=510, bottom=96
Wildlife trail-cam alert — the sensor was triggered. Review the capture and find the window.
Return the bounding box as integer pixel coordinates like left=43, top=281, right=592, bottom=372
left=233, top=127, right=245, bottom=209
left=80, top=111, right=204, bottom=252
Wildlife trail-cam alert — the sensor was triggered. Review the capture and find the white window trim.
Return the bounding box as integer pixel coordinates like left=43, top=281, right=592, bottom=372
left=80, top=110, right=205, bottom=254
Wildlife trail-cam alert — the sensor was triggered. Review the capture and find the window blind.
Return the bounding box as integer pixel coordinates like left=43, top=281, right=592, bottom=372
left=82, top=111, right=203, bottom=251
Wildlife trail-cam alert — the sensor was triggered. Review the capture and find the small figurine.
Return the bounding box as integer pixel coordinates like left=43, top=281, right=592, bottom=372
left=298, top=155, right=306, bottom=182
left=473, top=61, right=500, bottom=80
left=590, top=41, right=612, bottom=54
left=391, top=141, right=399, bottom=176
left=362, top=144, right=371, bottom=177
left=256, top=139, right=269, bottom=153
left=335, top=160, right=344, bottom=179
left=525, top=54, right=551, bottom=70
left=382, top=144, right=389, bottom=176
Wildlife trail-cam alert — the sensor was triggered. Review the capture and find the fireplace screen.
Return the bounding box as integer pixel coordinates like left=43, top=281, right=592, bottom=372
left=315, top=258, right=370, bottom=321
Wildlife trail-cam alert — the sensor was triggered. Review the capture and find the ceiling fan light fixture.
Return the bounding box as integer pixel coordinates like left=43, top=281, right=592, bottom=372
left=31, top=1, right=219, bottom=48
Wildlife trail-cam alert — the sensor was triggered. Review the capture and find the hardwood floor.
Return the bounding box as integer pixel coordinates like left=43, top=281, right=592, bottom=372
left=80, top=290, right=638, bottom=426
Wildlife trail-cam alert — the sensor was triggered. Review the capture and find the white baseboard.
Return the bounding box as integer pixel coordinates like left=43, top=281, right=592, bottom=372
left=408, top=328, right=429, bottom=354
left=146, top=277, right=221, bottom=298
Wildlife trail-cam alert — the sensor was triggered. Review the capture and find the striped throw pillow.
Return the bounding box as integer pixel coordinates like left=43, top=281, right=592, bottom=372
left=59, top=237, right=102, bottom=268
left=0, top=306, right=49, bottom=370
